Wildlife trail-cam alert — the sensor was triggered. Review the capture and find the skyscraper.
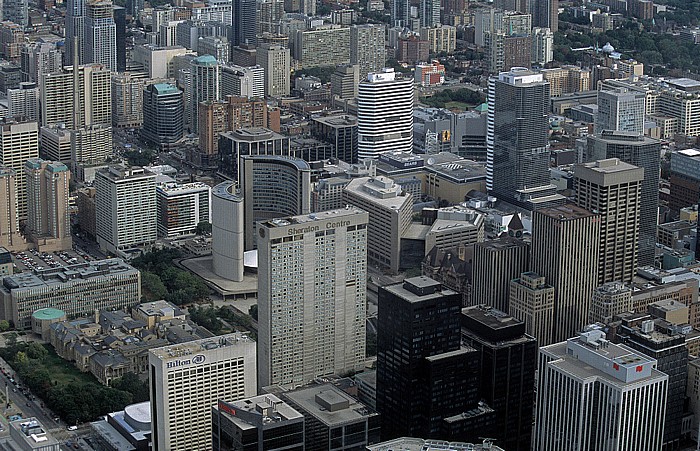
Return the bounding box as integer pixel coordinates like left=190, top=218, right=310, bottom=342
left=257, top=208, right=369, bottom=389
left=20, top=42, right=63, bottom=83
left=531, top=203, right=600, bottom=344
left=585, top=131, right=661, bottom=267
left=0, top=167, right=21, bottom=249
left=357, top=69, right=413, bottom=159
left=535, top=328, right=667, bottom=450
left=113, top=6, right=126, bottom=72
left=420, top=0, right=440, bottom=27
left=0, top=119, right=38, bottom=221
left=531, top=0, right=558, bottom=32
left=142, top=83, right=184, bottom=150
left=190, top=55, right=220, bottom=133
left=232, top=0, right=257, bottom=47
left=111, top=74, right=143, bottom=128
left=461, top=305, right=537, bottom=451
left=350, top=25, right=387, bottom=80
left=508, top=271, right=555, bottom=346
left=331, top=64, right=359, bottom=100
left=25, top=159, right=71, bottom=250
left=7, top=82, right=40, bottom=122
left=211, top=182, right=244, bottom=282
left=3, top=0, right=28, bottom=27
left=471, top=237, right=530, bottom=311
left=596, top=88, right=646, bottom=134
left=487, top=68, right=564, bottom=209
left=65, top=0, right=86, bottom=65
left=574, top=158, right=643, bottom=284
left=391, top=0, right=410, bottom=28
left=255, top=44, right=290, bottom=97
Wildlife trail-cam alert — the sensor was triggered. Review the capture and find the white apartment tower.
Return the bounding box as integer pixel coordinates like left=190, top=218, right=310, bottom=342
left=256, top=44, right=290, bottom=98
left=535, top=328, right=668, bottom=451
left=7, top=82, right=40, bottom=122
left=0, top=120, right=38, bottom=221
left=221, top=65, right=265, bottom=99
left=95, top=165, right=157, bottom=255
left=257, top=208, right=369, bottom=388
left=350, top=25, right=387, bottom=80
left=531, top=27, right=553, bottom=65
left=596, top=88, right=646, bottom=134
left=149, top=333, right=257, bottom=451
left=357, top=69, right=414, bottom=159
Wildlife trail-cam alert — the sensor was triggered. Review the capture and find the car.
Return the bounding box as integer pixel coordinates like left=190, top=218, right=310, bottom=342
left=25, top=402, right=30, bottom=407
left=67, top=426, right=77, bottom=431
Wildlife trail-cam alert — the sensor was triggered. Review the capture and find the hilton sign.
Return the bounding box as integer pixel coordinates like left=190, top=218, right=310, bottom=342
left=166, top=354, right=206, bottom=369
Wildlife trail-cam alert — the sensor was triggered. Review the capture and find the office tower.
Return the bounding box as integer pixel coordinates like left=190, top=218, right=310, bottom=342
left=40, top=64, right=111, bottom=128
left=350, top=25, right=387, bottom=80
left=39, top=125, right=71, bottom=166
left=176, top=20, right=228, bottom=52
left=221, top=64, right=265, bottom=98
left=84, top=1, right=117, bottom=70
left=132, top=45, right=194, bottom=79
left=585, top=131, right=661, bottom=267
left=20, top=42, right=63, bottom=83
left=487, top=68, right=563, bottom=208
left=198, top=36, right=229, bottom=63
left=357, top=69, right=413, bottom=159
left=669, top=149, right=700, bottom=214
left=211, top=181, right=244, bottom=282
left=218, top=128, right=291, bottom=180
left=95, top=165, right=157, bottom=255
left=257, top=208, right=368, bottom=388
left=0, top=120, right=38, bottom=221
left=331, top=64, right=359, bottom=100
left=596, top=88, right=646, bottom=134
left=311, top=115, right=358, bottom=163
left=113, top=6, right=126, bottom=72
left=282, top=384, right=380, bottom=450
left=391, top=0, right=410, bottom=27
left=190, top=55, right=220, bottom=133
left=255, top=44, right=290, bottom=97
left=377, top=277, right=488, bottom=440
left=589, top=281, right=632, bottom=324
left=0, top=22, right=24, bottom=63
left=111, top=74, right=143, bottom=128
left=156, top=182, right=211, bottom=238
left=531, top=27, right=554, bottom=65
left=0, top=167, right=20, bottom=249
left=212, top=395, right=305, bottom=451
left=232, top=0, right=257, bottom=47
left=292, top=26, right=350, bottom=69
left=69, top=125, right=112, bottom=178
left=535, top=328, right=668, bottom=450
left=342, top=176, right=412, bottom=274
left=240, top=155, right=311, bottom=250
left=471, top=237, right=530, bottom=311
left=141, top=83, right=184, bottom=151
left=420, top=0, right=440, bottom=27
left=25, top=159, right=71, bottom=250
left=461, top=305, right=537, bottom=451
left=531, top=0, right=558, bottom=32
left=65, top=0, right=86, bottom=65
left=508, top=272, right=555, bottom=346
left=574, top=158, right=642, bottom=284
left=616, top=319, right=687, bottom=450
left=7, top=82, right=39, bottom=122
left=158, top=21, right=182, bottom=47
left=149, top=334, right=257, bottom=451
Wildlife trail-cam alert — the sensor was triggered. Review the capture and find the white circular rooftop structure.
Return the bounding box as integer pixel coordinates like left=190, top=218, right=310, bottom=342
left=124, top=401, right=151, bottom=430
left=602, top=42, right=615, bottom=54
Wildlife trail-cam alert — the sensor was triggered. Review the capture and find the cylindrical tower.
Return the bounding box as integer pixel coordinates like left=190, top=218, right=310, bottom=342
left=212, top=181, right=245, bottom=282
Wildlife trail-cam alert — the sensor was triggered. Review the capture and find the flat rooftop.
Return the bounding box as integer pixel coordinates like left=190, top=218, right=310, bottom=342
left=284, top=384, right=375, bottom=427
left=9, top=418, right=60, bottom=449
left=220, top=394, right=303, bottom=431
left=536, top=203, right=596, bottom=221
left=262, top=207, right=367, bottom=228
left=150, top=332, right=254, bottom=361
left=461, top=305, right=523, bottom=331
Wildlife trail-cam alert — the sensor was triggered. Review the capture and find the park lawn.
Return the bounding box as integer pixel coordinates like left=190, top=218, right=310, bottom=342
left=444, top=101, right=470, bottom=110
left=41, top=344, right=96, bottom=386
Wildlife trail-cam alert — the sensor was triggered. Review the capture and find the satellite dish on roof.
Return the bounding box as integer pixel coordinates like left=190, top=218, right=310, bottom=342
left=427, top=157, right=435, bottom=165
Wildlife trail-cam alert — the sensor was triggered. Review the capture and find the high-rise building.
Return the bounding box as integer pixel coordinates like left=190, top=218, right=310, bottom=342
left=156, top=182, right=211, bottom=238
left=330, top=64, right=359, bottom=100
left=589, top=281, right=632, bottom=324
left=531, top=204, right=600, bottom=344
left=20, top=42, right=63, bottom=83
left=255, top=44, right=290, bottom=97
left=212, top=395, right=305, bottom=451
left=669, top=149, right=700, bottom=214
left=190, top=55, right=220, bottom=133
left=65, top=0, right=86, bottom=65
left=149, top=333, right=257, bottom=451
left=420, top=25, right=457, bottom=54
left=596, top=88, right=646, bottom=134
left=232, top=0, right=257, bottom=47
left=3, top=0, right=28, bottom=26
left=69, top=125, right=112, bottom=176
left=585, top=131, right=661, bottom=267
left=113, top=5, right=126, bottom=72
left=198, top=36, right=230, bottom=63
left=535, top=328, right=668, bottom=450
left=531, top=0, right=558, bottom=32
left=7, top=82, right=39, bottom=122
left=292, top=26, right=350, bottom=69
left=95, top=165, right=157, bottom=255
left=461, top=305, right=537, bottom=451
left=221, top=64, right=265, bottom=98
left=0, top=167, right=21, bottom=249
left=350, top=25, right=387, bottom=80
left=310, top=114, right=358, bottom=163
left=257, top=208, right=368, bottom=388
left=85, top=0, right=117, bottom=71
left=211, top=182, right=244, bottom=282
left=487, top=68, right=563, bottom=209
left=508, top=272, right=554, bottom=346
left=218, top=127, right=292, bottom=180
left=420, top=0, right=440, bottom=27
left=39, top=125, right=72, bottom=165
left=377, top=277, right=488, bottom=440
left=471, top=236, right=530, bottom=312
left=357, top=69, right=413, bottom=159
left=256, top=0, right=284, bottom=35
left=531, top=27, right=554, bottom=65
left=0, top=22, right=25, bottom=63
left=390, top=0, right=410, bottom=27
left=25, top=159, right=71, bottom=250
left=574, top=158, right=642, bottom=284
left=342, top=176, right=412, bottom=273
left=142, top=83, right=184, bottom=150
left=0, top=119, right=38, bottom=221
left=111, top=74, right=143, bottom=128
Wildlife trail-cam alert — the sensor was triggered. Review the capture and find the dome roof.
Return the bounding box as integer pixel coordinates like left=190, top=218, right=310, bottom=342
left=602, top=42, right=615, bottom=53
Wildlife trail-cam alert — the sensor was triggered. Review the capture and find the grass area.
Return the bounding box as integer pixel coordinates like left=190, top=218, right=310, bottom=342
left=444, top=101, right=470, bottom=110
left=42, top=346, right=96, bottom=386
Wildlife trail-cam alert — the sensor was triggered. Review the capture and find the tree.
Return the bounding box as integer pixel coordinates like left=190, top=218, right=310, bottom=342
left=111, top=373, right=149, bottom=403
left=0, top=320, right=10, bottom=332
left=248, top=305, right=258, bottom=321
left=141, top=271, right=168, bottom=301
left=26, top=343, right=48, bottom=361
left=196, top=221, right=212, bottom=235
left=14, top=351, right=28, bottom=365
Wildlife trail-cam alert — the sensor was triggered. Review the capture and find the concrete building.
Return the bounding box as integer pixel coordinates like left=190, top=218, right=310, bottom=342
left=95, top=165, right=157, bottom=256
left=0, top=258, right=140, bottom=329
left=197, top=36, right=229, bottom=63
left=575, top=158, right=643, bottom=284
left=257, top=208, right=368, bottom=388
left=424, top=206, right=484, bottom=255
left=357, top=69, right=414, bottom=159
left=310, top=114, right=357, bottom=164
left=256, top=44, right=290, bottom=97
left=190, top=55, right=221, bottom=133
left=471, top=237, right=530, bottom=312
left=7, top=82, right=39, bottom=122
left=342, top=176, right=412, bottom=273
left=0, top=167, right=21, bottom=250
left=212, top=395, right=304, bottom=450
left=156, top=182, right=211, bottom=238
left=590, top=282, right=632, bottom=324
left=535, top=328, right=668, bottom=450
left=350, top=25, right=386, bottom=80
left=111, top=74, right=143, bottom=129
left=419, top=25, right=456, bottom=54
left=20, top=42, right=63, bottom=84
left=531, top=204, right=600, bottom=344
left=331, top=64, right=359, bottom=100
left=293, top=26, right=350, bottom=69
left=132, top=45, right=193, bottom=79
left=531, top=0, right=558, bottom=32
left=7, top=418, right=60, bottom=451
left=220, top=64, right=265, bottom=99
left=596, top=88, right=646, bottom=134
left=0, top=119, right=38, bottom=221
left=24, top=159, right=71, bottom=251
left=211, top=181, right=245, bottom=282
left=149, top=333, right=257, bottom=451
left=508, top=272, right=555, bottom=346
left=69, top=125, right=112, bottom=178
left=218, top=127, right=292, bottom=181
left=531, top=27, right=553, bottom=65
left=85, top=0, right=117, bottom=71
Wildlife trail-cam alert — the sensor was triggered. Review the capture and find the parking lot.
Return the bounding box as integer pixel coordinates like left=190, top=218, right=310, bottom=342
left=11, top=248, right=93, bottom=273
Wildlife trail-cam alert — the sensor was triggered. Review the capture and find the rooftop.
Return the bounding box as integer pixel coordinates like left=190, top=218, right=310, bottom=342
left=283, top=384, right=376, bottom=427
left=536, top=203, right=596, bottom=221
left=1, top=259, right=137, bottom=292
left=149, top=332, right=254, bottom=361
left=217, top=394, right=303, bottom=431
left=344, top=176, right=413, bottom=208
left=9, top=418, right=60, bottom=449
left=367, top=438, right=505, bottom=451
left=31, top=308, right=66, bottom=321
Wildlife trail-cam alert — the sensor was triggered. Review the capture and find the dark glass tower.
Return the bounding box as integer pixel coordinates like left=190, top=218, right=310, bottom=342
left=232, top=0, right=257, bottom=47
left=113, top=6, right=126, bottom=72
left=141, top=83, right=183, bottom=151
